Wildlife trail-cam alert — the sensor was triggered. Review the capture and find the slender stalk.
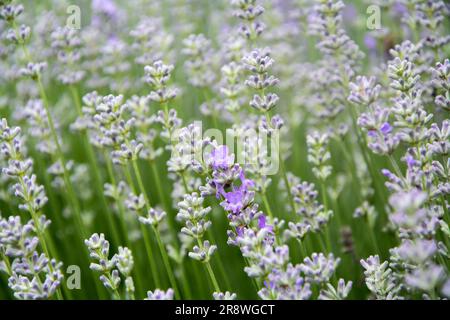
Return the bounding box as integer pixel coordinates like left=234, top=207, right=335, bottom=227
left=70, top=85, right=122, bottom=247
left=8, top=134, right=64, bottom=299
left=388, top=155, right=406, bottom=182
left=12, top=21, right=103, bottom=296
left=205, top=260, right=221, bottom=293
left=154, top=228, right=181, bottom=299
left=131, top=160, right=150, bottom=205
left=150, top=161, right=169, bottom=213
left=206, top=230, right=232, bottom=291
left=279, top=156, right=296, bottom=216
left=296, top=239, right=308, bottom=259
left=317, top=232, right=328, bottom=253
left=320, top=182, right=332, bottom=253
left=368, top=223, right=381, bottom=256
left=36, top=77, right=86, bottom=238
left=123, top=166, right=160, bottom=289
left=36, top=77, right=108, bottom=298
left=180, top=262, right=193, bottom=299
left=104, top=154, right=130, bottom=245
left=103, top=154, right=146, bottom=296
left=348, top=105, right=389, bottom=213
left=151, top=161, right=193, bottom=298
left=180, top=171, right=190, bottom=194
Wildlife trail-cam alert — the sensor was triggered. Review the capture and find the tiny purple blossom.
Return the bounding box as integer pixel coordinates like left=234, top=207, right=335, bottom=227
left=220, top=173, right=255, bottom=214
left=380, top=122, right=392, bottom=135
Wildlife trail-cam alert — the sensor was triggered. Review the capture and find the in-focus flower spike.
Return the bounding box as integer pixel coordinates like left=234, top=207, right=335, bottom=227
left=114, top=246, right=135, bottom=299
left=0, top=117, right=63, bottom=299
left=0, top=215, right=62, bottom=300
left=177, top=192, right=217, bottom=263
left=360, top=255, right=402, bottom=300
left=85, top=233, right=138, bottom=299
left=0, top=215, right=37, bottom=259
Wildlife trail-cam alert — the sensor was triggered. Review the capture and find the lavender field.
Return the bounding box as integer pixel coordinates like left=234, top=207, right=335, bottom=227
left=0, top=0, right=449, bottom=300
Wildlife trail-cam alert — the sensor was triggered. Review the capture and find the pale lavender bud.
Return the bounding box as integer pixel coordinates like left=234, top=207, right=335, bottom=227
left=145, top=288, right=174, bottom=300
left=300, top=253, right=340, bottom=284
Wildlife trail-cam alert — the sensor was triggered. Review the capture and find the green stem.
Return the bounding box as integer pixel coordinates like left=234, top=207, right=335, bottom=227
left=205, top=260, right=220, bottom=293
left=104, top=154, right=130, bottom=245
left=197, top=238, right=221, bottom=292
left=150, top=161, right=170, bottom=213
left=154, top=227, right=181, bottom=299
left=131, top=160, right=150, bottom=205
left=180, top=171, right=190, bottom=193
left=261, top=192, right=274, bottom=219
left=206, top=230, right=232, bottom=291
left=123, top=166, right=160, bottom=289
left=130, top=161, right=181, bottom=298
left=36, top=77, right=86, bottom=236
left=0, top=251, right=12, bottom=276
left=180, top=262, right=193, bottom=299
left=320, top=181, right=332, bottom=253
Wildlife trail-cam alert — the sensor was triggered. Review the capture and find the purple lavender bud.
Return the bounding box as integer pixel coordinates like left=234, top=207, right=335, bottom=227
left=405, top=264, right=445, bottom=293
left=380, top=122, right=392, bottom=135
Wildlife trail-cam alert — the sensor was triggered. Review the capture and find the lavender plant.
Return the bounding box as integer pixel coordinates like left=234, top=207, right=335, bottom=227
left=0, top=0, right=449, bottom=301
